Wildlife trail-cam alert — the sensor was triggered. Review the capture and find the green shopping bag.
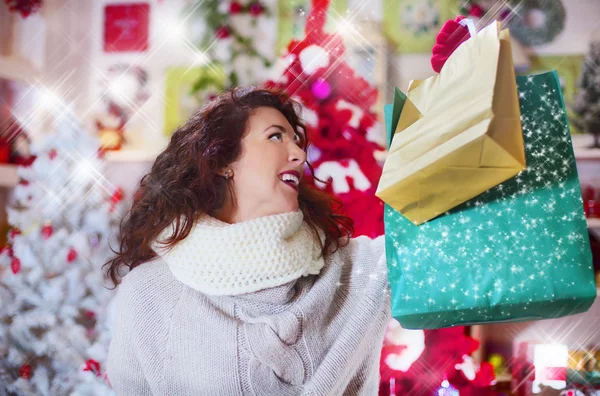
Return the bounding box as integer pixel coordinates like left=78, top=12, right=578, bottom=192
left=383, top=71, right=597, bottom=329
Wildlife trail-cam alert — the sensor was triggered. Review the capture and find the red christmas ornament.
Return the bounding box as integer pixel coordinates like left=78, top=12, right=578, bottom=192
left=249, top=2, right=264, bottom=16
left=215, top=26, right=231, bottom=39
left=85, top=310, right=96, bottom=319
left=109, top=187, right=124, bottom=212
left=41, top=223, right=53, bottom=240
left=10, top=257, right=21, bottom=274
left=110, top=187, right=124, bottom=204
left=49, top=148, right=57, bottom=160
left=431, top=15, right=471, bottom=73
left=229, top=1, right=242, bottom=14
left=83, top=359, right=101, bottom=376
left=4, top=0, right=43, bottom=18
left=19, top=363, right=32, bottom=379
left=67, top=248, right=78, bottom=263
left=468, top=4, right=484, bottom=18
left=19, top=179, right=29, bottom=186
left=8, top=228, right=21, bottom=244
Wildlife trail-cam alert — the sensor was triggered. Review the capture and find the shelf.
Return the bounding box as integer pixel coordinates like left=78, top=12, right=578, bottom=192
left=0, top=163, right=18, bottom=187
left=0, top=55, right=41, bottom=84
left=572, top=134, right=600, bottom=161
left=495, top=373, right=512, bottom=383
left=103, top=150, right=160, bottom=163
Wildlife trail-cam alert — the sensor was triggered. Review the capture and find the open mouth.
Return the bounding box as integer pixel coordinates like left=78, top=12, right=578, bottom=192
left=279, top=171, right=300, bottom=191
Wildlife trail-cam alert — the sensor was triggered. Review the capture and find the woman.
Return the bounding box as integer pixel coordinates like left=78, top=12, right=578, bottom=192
left=105, top=86, right=391, bottom=395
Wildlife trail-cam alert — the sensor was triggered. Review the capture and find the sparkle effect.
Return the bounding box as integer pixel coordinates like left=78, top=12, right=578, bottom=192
left=385, top=72, right=596, bottom=329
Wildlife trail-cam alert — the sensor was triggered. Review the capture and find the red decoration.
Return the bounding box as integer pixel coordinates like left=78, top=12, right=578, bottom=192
left=8, top=228, right=20, bottom=244
left=85, top=310, right=96, bottom=319
left=83, top=359, right=101, bottom=376
left=66, top=248, right=78, bottom=263
left=104, top=3, right=150, bottom=53
left=229, top=1, right=242, bottom=14
left=215, top=25, right=231, bottom=39
left=109, top=187, right=124, bottom=212
left=110, top=187, right=124, bottom=204
left=431, top=15, right=471, bottom=73
left=49, top=148, right=57, bottom=160
left=4, top=0, right=42, bottom=18
left=19, top=363, right=32, bottom=379
left=468, top=3, right=484, bottom=18
left=249, top=2, right=264, bottom=16
left=41, top=223, right=53, bottom=240
left=378, top=324, right=494, bottom=395
left=266, top=0, right=384, bottom=238
left=10, top=257, right=21, bottom=274
left=0, top=142, right=10, bottom=163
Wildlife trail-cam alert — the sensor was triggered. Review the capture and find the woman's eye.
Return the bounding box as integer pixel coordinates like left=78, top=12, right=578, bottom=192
left=269, top=132, right=283, bottom=141
left=294, top=133, right=305, bottom=147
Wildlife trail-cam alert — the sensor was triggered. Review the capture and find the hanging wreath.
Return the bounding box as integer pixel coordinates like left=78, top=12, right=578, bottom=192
left=4, top=0, right=42, bottom=18
left=507, top=0, right=566, bottom=46
left=460, top=0, right=565, bottom=47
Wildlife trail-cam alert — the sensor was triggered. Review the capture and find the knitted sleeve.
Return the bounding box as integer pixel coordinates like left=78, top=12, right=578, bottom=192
left=337, top=234, right=389, bottom=306
left=106, top=260, right=183, bottom=395
left=340, top=234, right=386, bottom=280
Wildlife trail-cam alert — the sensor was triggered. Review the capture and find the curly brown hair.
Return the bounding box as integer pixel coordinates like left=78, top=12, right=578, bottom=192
left=103, top=86, right=354, bottom=288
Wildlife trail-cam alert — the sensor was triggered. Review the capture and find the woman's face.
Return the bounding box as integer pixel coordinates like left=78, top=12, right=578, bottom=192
left=219, top=106, right=307, bottom=223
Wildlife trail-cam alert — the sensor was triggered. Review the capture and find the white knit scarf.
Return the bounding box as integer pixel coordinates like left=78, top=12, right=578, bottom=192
left=151, top=210, right=325, bottom=296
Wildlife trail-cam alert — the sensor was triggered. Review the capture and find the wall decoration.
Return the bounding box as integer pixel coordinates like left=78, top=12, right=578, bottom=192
left=187, top=0, right=277, bottom=93
left=3, top=0, right=42, bottom=18
left=507, top=0, right=566, bottom=47
left=277, top=0, right=347, bottom=54
left=383, top=0, right=456, bottom=54
left=103, top=3, right=150, bottom=53
left=523, top=54, right=585, bottom=134
left=93, top=64, right=150, bottom=151
left=343, top=20, right=389, bottom=148
left=164, top=65, right=225, bottom=136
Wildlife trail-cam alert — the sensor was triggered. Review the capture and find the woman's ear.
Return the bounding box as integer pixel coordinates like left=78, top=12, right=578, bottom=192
left=218, top=168, right=234, bottom=180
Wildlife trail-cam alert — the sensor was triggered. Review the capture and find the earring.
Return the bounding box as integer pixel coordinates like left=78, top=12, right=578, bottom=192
left=224, top=169, right=233, bottom=180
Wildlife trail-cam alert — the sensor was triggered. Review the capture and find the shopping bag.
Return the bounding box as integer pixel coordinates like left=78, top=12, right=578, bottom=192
left=377, top=22, right=526, bottom=225
left=383, top=70, right=597, bottom=329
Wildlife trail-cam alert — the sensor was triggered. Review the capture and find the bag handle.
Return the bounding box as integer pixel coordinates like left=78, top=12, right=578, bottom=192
left=459, top=18, right=477, bottom=37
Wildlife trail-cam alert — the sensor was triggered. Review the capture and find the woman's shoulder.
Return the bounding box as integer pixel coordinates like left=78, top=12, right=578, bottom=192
left=116, top=257, right=185, bottom=310
left=324, top=234, right=386, bottom=280
left=332, top=234, right=385, bottom=262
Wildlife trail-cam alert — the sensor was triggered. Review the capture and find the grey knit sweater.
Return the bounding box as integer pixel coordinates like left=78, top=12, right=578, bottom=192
left=106, top=235, right=390, bottom=395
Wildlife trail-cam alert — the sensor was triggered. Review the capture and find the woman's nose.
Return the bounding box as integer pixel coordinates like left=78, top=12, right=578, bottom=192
left=289, top=143, right=307, bottom=165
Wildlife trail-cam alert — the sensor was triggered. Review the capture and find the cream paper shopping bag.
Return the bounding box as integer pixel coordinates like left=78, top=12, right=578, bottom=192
left=376, top=22, right=526, bottom=225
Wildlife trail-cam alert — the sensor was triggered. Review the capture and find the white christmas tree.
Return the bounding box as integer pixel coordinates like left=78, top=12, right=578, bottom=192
left=0, top=106, right=124, bottom=395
